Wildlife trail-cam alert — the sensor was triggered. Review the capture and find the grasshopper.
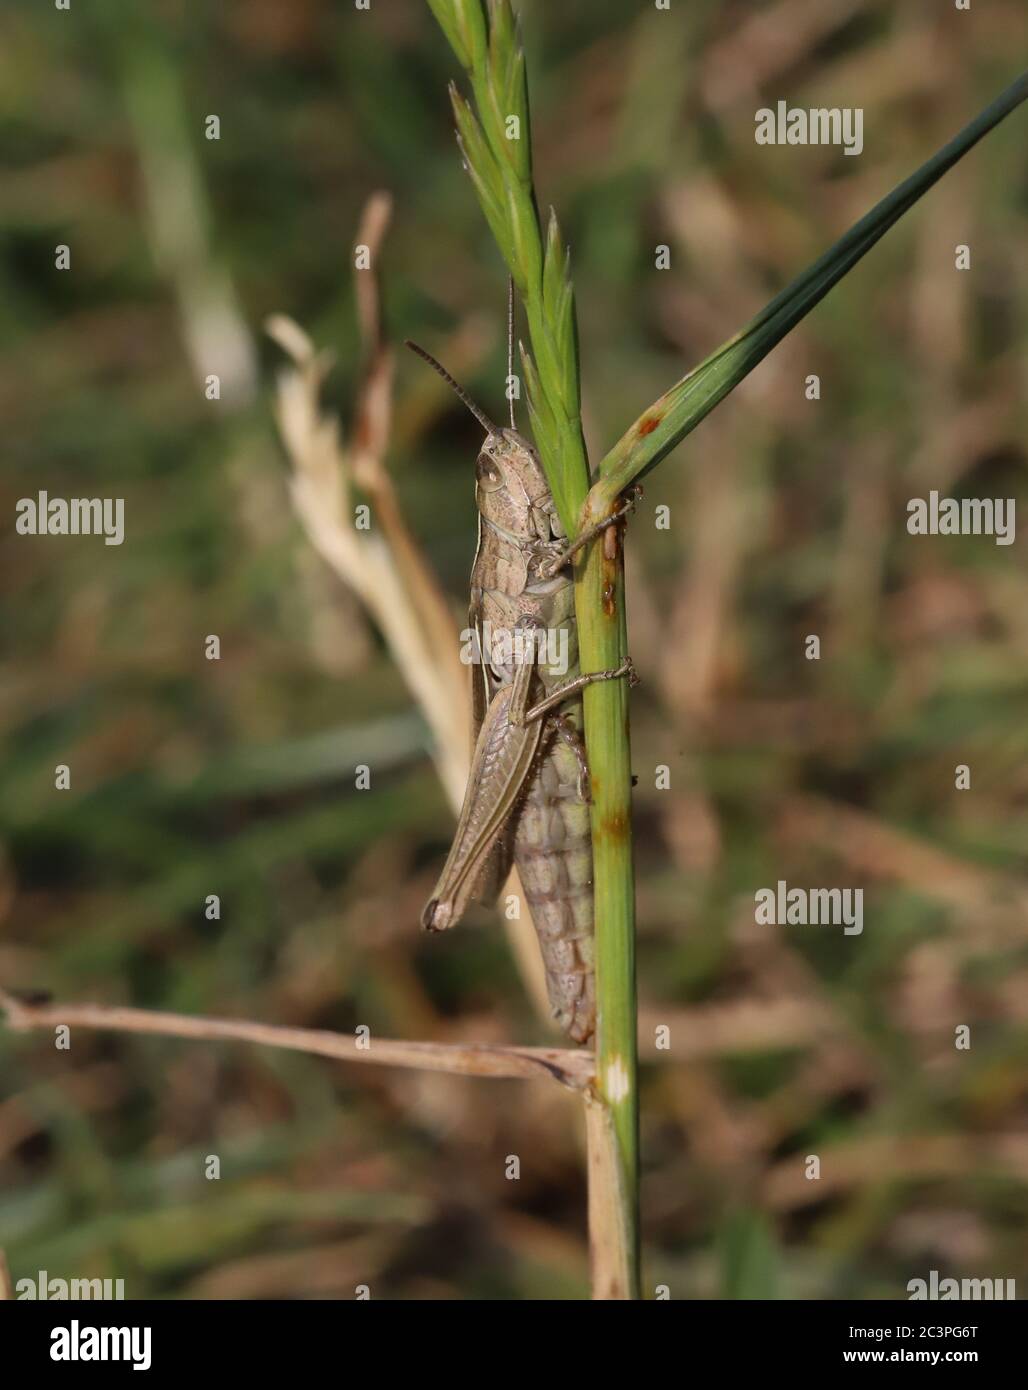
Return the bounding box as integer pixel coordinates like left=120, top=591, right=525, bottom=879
left=406, top=333, right=636, bottom=1044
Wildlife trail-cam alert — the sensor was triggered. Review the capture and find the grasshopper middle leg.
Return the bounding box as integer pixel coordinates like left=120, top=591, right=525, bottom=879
left=512, top=657, right=638, bottom=727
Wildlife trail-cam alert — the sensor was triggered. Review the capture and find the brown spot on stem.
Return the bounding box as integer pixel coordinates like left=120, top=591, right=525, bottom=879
left=597, top=810, right=629, bottom=842
left=602, top=581, right=616, bottom=616
left=637, top=413, right=661, bottom=437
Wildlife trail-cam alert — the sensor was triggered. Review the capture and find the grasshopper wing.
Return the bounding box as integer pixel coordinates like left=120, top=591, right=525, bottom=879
left=422, top=662, right=542, bottom=932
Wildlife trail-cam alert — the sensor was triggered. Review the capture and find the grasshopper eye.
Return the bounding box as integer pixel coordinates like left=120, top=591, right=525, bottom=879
left=475, top=454, right=503, bottom=491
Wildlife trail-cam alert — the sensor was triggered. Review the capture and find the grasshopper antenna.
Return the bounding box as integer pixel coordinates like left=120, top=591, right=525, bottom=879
left=404, top=339, right=499, bottom=437
left=507, top=276, right=516, bottom=429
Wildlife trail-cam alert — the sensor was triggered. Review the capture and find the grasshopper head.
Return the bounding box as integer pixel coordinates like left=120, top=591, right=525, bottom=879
left=476, top=429, right=565, bottom=543
left=404, top=340, right=565, bottom=544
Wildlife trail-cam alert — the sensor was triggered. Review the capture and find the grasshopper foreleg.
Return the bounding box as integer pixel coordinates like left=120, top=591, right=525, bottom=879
left=539, top=485, right=642, bottom=578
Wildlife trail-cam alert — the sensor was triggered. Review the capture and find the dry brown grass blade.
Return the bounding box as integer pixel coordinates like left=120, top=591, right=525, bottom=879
left=763, top=1133, right=1028, bottom=1211
left=266, top=193, right=550, bottom=1024
left=777, top=793, right=1028, bottom=924
left=638, top=997, right=835, bottom=1059
left=0, top=986, right=593, bottom=1092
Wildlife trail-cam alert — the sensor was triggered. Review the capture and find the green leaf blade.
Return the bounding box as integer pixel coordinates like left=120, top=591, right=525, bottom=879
left=595, top=70, right=1028, bottom=503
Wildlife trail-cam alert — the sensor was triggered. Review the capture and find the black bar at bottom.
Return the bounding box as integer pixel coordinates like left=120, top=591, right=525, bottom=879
left=0, top=1298, right=1017, bottom=1375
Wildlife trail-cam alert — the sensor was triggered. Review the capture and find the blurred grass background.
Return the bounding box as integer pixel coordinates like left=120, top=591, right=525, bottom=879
left=2, top=0, right=1027, bottom=1299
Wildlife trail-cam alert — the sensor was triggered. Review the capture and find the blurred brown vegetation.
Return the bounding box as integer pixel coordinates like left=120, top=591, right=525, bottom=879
left=1, top=0, right=1026, bottom=1298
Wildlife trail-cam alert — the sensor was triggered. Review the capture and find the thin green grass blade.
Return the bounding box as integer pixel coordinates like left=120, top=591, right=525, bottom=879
left=593, top=71, right=1028, bottom=507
